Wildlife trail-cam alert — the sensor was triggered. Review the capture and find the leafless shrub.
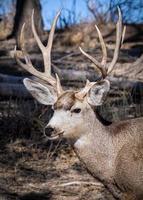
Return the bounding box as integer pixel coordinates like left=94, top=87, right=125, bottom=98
left=58, top=0, right=77, bottom=29
left=59, top=9, right=76, bottom=29
left=86, top=0, right=143, bottom=24
left=109, top=0, right=143, bottom=24
left=86, top=0, right=111, bottom=24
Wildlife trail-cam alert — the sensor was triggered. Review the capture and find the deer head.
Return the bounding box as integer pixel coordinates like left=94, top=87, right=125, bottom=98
left=14, top=8, right=125, bottom=142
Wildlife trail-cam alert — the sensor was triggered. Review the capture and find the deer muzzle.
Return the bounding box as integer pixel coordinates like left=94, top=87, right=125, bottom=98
left=44, top=125, right=63, bottom=140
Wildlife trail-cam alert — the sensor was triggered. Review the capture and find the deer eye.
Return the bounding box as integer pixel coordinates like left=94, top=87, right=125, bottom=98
left=71, top=108, right=81, bottom=113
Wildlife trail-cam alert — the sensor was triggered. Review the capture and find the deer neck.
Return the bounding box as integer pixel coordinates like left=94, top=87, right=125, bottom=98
left=73, top=107, right=112, bottom=147
left=73, top=108, right=119, bottom=181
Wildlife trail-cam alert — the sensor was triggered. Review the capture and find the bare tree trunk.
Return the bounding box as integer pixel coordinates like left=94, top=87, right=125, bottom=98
left=0, top=0, right=43, bottom=48
left=0, top=0, right=16, bottom=40
left=13, top=0, right=43, bottom=48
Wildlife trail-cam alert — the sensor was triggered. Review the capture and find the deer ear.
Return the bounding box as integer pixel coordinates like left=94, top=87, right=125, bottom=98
left=23, top=78, right=57, bottom=105
left=87, top=80, right=110, bottom=106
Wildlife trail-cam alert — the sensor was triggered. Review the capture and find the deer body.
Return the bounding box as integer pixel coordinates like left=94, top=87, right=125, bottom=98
left=47, top=93, right=143, bottom=199
left=13, top=8, right=143, bottom=200
left=74, top=115, right=143, bottom=199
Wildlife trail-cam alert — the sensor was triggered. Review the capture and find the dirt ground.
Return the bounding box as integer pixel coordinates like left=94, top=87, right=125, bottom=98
left=0, top=136, right=114, bottom=200
left=1, top=16, right=143, bottom=200
left=0, top=100, right=115, bottom=200
left=0, top=77, right=143, bottom=200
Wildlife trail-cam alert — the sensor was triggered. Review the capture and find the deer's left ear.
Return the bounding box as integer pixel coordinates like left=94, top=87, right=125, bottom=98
left=87, top=80, right=110, bottom=106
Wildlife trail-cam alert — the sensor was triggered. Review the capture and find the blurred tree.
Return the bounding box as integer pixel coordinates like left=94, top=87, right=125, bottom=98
left=86, top=0, right=110, bottom=24
left=86, top=0, right=143, bottom=24
left=110, top=0, right=143, bottom=24
left=58, top=0, right=77, bottom=29
left=0, top=0, right=16, bottom=40
left=14, top=0, right=43, bottom=46
left=0, top=0, right=43, bottom=45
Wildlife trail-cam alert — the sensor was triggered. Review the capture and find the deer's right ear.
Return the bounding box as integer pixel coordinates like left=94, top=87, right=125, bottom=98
left=87, top=80, right=110, bottom=106
left=23, top=78, right=57, bottom=105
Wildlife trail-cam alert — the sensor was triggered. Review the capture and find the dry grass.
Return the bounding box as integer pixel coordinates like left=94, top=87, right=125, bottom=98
left=0, top=99, right=115, bottom=200
left=0, top=19, right=143, bottom=199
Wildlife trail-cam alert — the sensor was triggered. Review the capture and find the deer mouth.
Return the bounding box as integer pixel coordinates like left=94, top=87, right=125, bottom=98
left=46, top=131, right=64, bottom=140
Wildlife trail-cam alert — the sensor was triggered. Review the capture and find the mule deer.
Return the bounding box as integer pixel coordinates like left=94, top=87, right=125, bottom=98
left=13, top=8, right=143, bottom=200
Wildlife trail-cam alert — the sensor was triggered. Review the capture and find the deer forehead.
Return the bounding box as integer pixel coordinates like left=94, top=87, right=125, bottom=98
left=53, top=91, right=84, bottom=111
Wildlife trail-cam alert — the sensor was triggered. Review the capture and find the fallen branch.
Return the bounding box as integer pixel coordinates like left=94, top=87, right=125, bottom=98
left=0, top=83, right=30, bottom=98
left=56, top=181, right=103, bottom=187
left=0, top=73, right=24, bottom=83
left=0, top=72, right=143, bottom=91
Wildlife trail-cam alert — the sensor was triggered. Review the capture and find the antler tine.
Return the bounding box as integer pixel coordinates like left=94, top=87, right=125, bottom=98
left=19, top=23, right=33, bottom=67
left=55, top=73, right=64, bottom=95
left=32, top=9, right=61, bottom=75
left=14, top=18, right=57, bottom=86
left=121, top=26, right=126, bottom=45
left=107, top=7, right=123, bottom=74
left=20, top=23, right=26, bottom=52
left=46, top=10, right=61, bottom=51
left=31, top=10, right=45, bottom=52
left=16, top=23, right=39, bottom=75
left=75, top=79, right=95, bottom=100
left=79, top=46, right=107, bottom=78
left=14, top=46, right=56, bottom=86
left=79, top=23, right=108, bottom=79
left=95, top=25, right=107, bottom=66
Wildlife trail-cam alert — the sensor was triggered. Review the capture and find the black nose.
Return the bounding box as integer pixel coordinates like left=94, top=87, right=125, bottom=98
left=44, top=126, right=55, bottom=137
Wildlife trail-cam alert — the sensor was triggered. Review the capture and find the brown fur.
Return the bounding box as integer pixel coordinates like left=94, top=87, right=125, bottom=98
left=54, top=91, right=76, bottom=110
left=23, top=79, right=143, bottom=200
left=53, top=92, right=143, bottom=199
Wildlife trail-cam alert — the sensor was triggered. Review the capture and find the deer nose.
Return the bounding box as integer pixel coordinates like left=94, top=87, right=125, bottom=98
left=45, top=126, right=55, bottom=137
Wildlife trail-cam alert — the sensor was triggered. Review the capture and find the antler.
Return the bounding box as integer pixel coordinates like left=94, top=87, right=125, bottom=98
left=75, top=7, right=125, bottom=100
left=79, top=7, right=125, bottom=79
left=14, top=10, right=63, bottom=93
